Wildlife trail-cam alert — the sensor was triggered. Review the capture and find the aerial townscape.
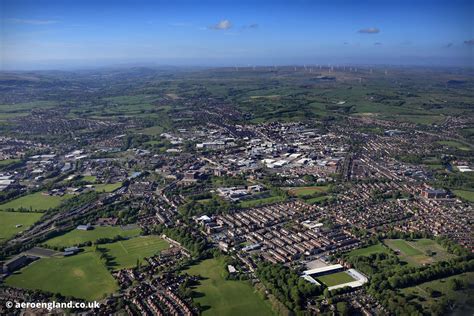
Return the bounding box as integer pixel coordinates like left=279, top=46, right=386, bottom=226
left=0, top=1, right=473, bottom=316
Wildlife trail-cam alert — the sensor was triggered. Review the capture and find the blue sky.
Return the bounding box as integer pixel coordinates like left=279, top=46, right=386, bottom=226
left=1, top=0, right=473, bottom=69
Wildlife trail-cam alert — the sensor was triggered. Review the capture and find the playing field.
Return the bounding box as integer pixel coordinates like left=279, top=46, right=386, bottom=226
left=184, top=258, right=274, bottom=316
left=0, top=192, right=72, bottom=211
left=43, top=226, right=142, bottom=247
left=0, top=211, right=43, bottom=242
left=93, top=182, right=122, bottom=193
left=384, top=239, right=455, bottom=266
left=316, top=271, right=356, bottom=287
left=100, top=235, right=169, bottom=270
left=5, top=250, right=118, bottom=301
left=346, top=243, right=390, bottom=257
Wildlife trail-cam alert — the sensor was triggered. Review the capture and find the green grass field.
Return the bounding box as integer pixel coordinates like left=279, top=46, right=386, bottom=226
left=287, top=186, right=329, bottom=197
left=184, top=258, right=274, bottom=316
left=0, top=159, right=20, bottom=167
left=384, top=239, right=455, bottom=266
left=453, top=190, right=474, bottom=202
left=0, top=192, right=72, bottom=211
left=346, top=243, right=391, bottom=257
left=43, top=226, right=142, bottom=248
left=305, top=196, right=329, bottom=204
left=316, top=271, right=356, bottom=287
left=93, top=182, right=122, bottom=193
left=5, top=250, right=118, bottom=301
left=81, top=175, right=97, bottom=183
left=437, top=140, right=471, bottom=151
left=0, top=211, right=43, bottom=242
left=402, top=272, right=474, bottom=315
left=238, top=195, right=286, bottom=208
left=100, top=235, right=169, bottom=270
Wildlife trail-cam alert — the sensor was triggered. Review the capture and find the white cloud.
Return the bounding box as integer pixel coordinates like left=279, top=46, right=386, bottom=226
left=358, top=27, right=380, bottom=34
left=209, top=19, right=232, bottom=30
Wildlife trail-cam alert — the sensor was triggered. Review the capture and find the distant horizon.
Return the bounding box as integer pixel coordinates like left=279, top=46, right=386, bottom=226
left=2, top=57, right=474, bottom=72
left=1, top=0, right=473, bottom=71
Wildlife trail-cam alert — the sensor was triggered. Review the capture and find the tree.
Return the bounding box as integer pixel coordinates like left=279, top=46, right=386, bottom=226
left=336, top=302, right=350, bottom=316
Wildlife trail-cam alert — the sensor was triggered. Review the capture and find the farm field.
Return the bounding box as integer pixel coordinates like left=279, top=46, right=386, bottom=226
left=346, top=243, right=391, bottom=257
left=0, top=211, right=43, bottom=242
left=384, top=239, right=454, bottom=266
left=316, top=271, right=356, bottom=287
left=401, top=272, right=474, bottom=315
left=5, top=250, right=118, bottom=301
left=183, top=258, right=274, bottom=316
left=0, top=192, right=72, bottom=211
left=99, top=235, right=169, bottom=270
left=43, top=226, right=142, bottom=248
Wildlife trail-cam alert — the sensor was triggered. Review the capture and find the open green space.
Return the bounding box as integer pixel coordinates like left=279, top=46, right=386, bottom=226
left=453, top=189, right=474, bottom=202
left=346, top=243, right=391, bottom=257
left=238, top=195, right=286, bottom=208
left=184, top=257, right=274, bottom=316
left=93, top=182, right=122, bottom=193
left=43, top=226, right=142, bottom=248
left=287, top=186, right=329, bottom=197
left=5, top=250, right=118, bottom=301
left=437, top=140, right=471, bottom=151
left=0, top=159, right=20, bottom=167
left=99, top=235, right=169, bottom=270
left=81, top=175, right=97, bottom=183
left=0, top=211, right=43, bottom=242
left=0, top=192, right=72, bottom=211
left=384, top=239, right=455, bottom=266
left=401, top=272, right=474, bottom=315
left=316, top=271, right=356, bottom=287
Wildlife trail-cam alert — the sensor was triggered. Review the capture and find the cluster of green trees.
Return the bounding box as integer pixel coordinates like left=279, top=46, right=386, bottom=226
left=95, top=246, right=116, bottom=270
left=345, top=248, right=473, bottom=315
left=178, top=196, right=230, bottom=218
left=255, top=261, right=322, bottom=312
left=433, top=171, right=474, bottom=191
left=154, top=224, right=208, bottom=258
left=387, top=257, right=474, bottom=288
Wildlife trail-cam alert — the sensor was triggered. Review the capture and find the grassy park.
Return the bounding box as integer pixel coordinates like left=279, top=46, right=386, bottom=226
left=238, top=195, right=286, bottom=208
left=93, top=182, right=122, bottom=193
left=401, top=272, right=474, bottom=315
left=346, top=243, right=391, bottom=257
left=437, top=140, right=471, bottom=151
left=0, top=211, right=43, bottom=242
left=453, top=189, right=474, bottom=202
left=5, top=250, right=118, bottom=301
left=287, top=185, right=329, bottom=197
left=43, top=226, right=142, bottom=248
left=184, top=258, right=274, bottom=316
left=0, top=192, right=72, bottom=211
